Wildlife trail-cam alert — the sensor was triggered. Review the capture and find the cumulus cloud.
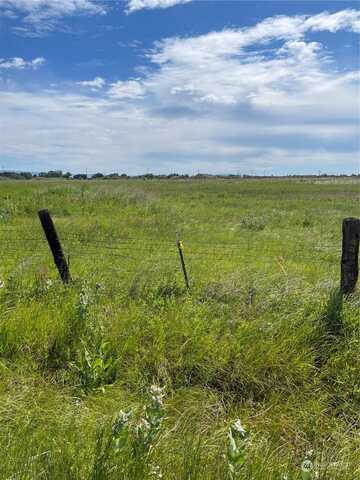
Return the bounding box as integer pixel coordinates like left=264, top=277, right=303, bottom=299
left=304, top=9, right=360, bottom=33
left=150, top=10, right=360, bottom=65
left=108, top=80, right=146, bottom=99
left=0, top=0, right=106, bottom=35
left=126, top=0, right=191, bottom=14
left=0, top=56, right=45, bottom=69
left=77, top=76, right=106, bottom=89
left=137, top=10, right=360, bottom=119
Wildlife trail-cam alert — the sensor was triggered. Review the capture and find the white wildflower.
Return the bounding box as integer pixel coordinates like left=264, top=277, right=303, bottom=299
left=306, top=449, right=314, bottom=459
left=150, top=464, right=163, bottom=479
left=136, top=418, right=151, bottom=434
left=118, top=409, right=132, bottom=424
left=231, top=419, right=247, bottom=439
left=112, top=409, right=132, bottom=436
left=227, top=419, right=248, bottom=478
left=149, top=385, right=165, bottom=407
left=301, top=458, right=314, bottom=480
left=80, top=291, right=89, bottom=307
left=0, top=279, right=4, bottom=288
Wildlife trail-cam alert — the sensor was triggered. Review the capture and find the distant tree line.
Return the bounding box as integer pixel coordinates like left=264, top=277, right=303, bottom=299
left=0, top=170, right=359, bottom=180
left=0, top=170, right=192, bottom=180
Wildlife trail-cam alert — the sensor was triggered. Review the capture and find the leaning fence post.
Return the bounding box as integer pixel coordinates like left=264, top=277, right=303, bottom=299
left=176, top=233, right=190, bottom=290
left=38, top=209, right=71, bottom=284
left=340, top=217, right=360, bottom=294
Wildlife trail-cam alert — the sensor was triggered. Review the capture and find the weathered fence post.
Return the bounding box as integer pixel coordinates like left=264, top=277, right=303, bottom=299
left=38, top=209, right=71, bottom=284
left=176, top=233, right=190, bottom=290
left=340, top=217, right=360, bottom=294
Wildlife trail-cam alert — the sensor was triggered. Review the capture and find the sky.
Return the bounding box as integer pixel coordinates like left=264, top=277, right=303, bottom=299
left=0, top=0, right=359, bottom=175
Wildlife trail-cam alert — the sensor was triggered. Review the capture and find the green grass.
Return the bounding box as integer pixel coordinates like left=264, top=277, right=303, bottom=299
left=0, top=178, right=359, bottom=479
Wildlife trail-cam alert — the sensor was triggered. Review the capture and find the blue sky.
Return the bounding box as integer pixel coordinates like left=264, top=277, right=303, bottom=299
left=0, top=0, right=359, bottom=175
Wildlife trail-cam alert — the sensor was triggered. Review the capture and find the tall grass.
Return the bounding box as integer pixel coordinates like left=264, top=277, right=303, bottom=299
left=0, top=178, right=359, bottom=478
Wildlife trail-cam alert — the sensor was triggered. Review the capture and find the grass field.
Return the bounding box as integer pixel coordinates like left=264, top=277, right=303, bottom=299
left=0, top=178, right=359, bottom=479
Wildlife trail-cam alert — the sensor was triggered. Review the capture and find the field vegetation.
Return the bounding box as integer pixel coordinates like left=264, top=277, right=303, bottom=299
left=0, top=178, right=359, bottom=479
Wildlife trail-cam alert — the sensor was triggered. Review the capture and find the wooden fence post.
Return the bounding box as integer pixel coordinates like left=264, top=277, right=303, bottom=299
left=38, top=209, right=71, bottom=284
left=340, top=217, right=360, bottom=294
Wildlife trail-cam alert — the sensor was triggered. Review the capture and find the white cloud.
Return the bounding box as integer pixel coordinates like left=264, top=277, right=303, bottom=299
left=1, top=9, right=359, bottom=174
left=0, top=0, right=106, bottom=35
left=304, top=9, right=360, bottom=33
left=150, top=10, right=360, bottom=64
left=108, top=80, right=146, bottom=99
left=126, top=0, right=191, bottom=14
left=0, top=86, right=358, bottom=174
left=139, top=10, right=360, bottom=117
left=77, top=76, right=106, bottom=89
left=0, top=56, right=45, bottom=69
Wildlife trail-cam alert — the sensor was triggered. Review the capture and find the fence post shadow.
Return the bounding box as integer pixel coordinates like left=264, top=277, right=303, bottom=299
left=313, top=288, right=343, bottom=369
left=323, top=288, right=343, bottom=337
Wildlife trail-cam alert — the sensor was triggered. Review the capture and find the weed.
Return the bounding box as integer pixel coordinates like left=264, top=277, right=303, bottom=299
left=302, top=217, right=313, bottom=228
left=227, top=419, right=249, bottom=478
left=300, top=450, right=316, bottom=480
left=90, top=385, right=165, bottom=479
left=239, top=216, right=266, bottom=231
left=73, top=339, right=116, bottom=392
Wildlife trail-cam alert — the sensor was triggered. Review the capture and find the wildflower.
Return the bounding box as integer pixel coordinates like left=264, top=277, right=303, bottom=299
left=0, top=278, right=4, bottom=288
left=79, top=290, right=89, bottom=307
left=227, top=419, right=249, bottom=478
left=149, top=385, right=165, bottom=408
left=109, top=386, right=167, bottom=463
left=150, top=464, right=163, bottom=479
left=112, top=409, right=132, bottom=437
left=111, top=409, right=132, bottom=453
left=135, top=418, right=151, bottom=438
left=231, top=419, right=247, bottom=439
left=131, top=385, right=166, bottom=455
left=45, top=279, right=53, bottom=289
left=301, top=458, right=314, bottom=480
left=306, top=449, right=314, bottom=459
left=77, top=286, right=92, bottom=318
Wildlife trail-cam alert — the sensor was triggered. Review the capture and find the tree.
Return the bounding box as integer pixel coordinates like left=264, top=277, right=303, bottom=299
left=47, top=170, right=63, bottom=178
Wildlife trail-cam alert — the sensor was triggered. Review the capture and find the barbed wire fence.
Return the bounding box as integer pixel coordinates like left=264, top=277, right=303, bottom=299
left=0, top=211, right=358, bottom=294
